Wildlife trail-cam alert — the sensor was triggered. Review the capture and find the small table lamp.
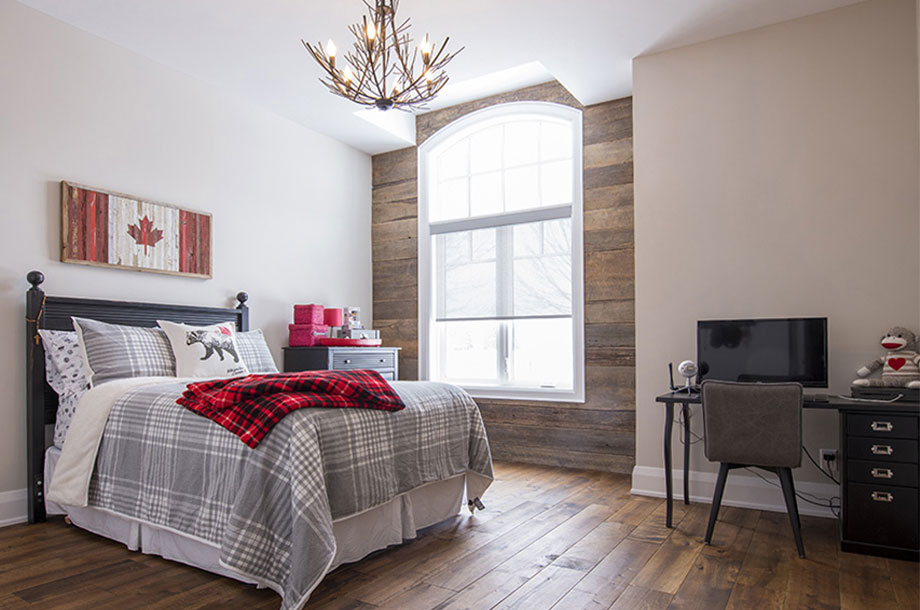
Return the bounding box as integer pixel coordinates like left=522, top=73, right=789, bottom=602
left=324, top=308, right=343, bottom=330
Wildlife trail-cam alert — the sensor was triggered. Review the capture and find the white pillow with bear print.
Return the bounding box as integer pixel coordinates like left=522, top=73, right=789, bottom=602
left=158, top=320, right=250, bottom=379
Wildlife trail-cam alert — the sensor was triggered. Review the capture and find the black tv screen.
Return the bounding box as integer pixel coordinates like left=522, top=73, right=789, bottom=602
left=697, top=317, right=828, bottom=388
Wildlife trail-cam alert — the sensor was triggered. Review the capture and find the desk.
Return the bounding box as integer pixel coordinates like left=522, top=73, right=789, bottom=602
left=655, top=391, right=919, bottom=560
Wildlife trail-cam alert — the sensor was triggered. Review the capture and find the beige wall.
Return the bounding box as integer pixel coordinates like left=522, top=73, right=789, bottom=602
left=0, top=0, right=371, bottom=514
left=633, top=0, right=919, bottom=501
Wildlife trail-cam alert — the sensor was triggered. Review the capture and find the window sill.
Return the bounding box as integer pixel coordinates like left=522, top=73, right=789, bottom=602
left=462, top=385, right=585, bottom=404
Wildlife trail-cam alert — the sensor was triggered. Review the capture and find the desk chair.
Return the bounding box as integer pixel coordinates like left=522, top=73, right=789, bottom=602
left=700, top=380, right=805, bottom=558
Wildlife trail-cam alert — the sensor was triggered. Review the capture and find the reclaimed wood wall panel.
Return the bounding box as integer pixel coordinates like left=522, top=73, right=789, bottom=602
left=372, top=147, right=420, bottom=381
left=372, top=82, right=635, bottom=472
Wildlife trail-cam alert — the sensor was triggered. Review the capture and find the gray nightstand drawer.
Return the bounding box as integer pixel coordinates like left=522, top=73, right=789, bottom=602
left=333, top=351, right=396, bottom=371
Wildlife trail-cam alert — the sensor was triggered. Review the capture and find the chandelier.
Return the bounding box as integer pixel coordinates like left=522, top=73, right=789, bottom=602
left=303, top=0, right=462, bottom=111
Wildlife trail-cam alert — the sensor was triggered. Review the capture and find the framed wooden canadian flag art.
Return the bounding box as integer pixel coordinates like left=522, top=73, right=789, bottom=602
left=61, top=181, right=212, bottom=278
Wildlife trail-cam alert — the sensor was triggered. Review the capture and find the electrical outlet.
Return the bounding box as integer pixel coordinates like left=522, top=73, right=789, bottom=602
left=820, top=449, right=837, bottom=462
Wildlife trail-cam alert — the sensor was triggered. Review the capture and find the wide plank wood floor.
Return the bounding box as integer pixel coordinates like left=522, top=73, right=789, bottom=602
left=0, top=462, right=916, bottom=609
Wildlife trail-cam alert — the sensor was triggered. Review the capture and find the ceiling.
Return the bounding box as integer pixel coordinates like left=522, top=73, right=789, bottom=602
left=18, top=0, right=865, bottom=155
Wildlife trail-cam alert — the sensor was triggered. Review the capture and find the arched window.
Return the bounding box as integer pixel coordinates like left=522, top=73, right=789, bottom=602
left=418, top=102, right=585, bottom=401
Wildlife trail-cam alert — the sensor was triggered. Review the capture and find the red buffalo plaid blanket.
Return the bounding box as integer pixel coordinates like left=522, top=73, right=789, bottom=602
left=177, top=369, right=405, bottom=448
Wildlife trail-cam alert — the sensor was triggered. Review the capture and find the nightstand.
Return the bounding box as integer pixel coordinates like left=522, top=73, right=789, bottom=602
left=283, top=346, right=400, bottom=380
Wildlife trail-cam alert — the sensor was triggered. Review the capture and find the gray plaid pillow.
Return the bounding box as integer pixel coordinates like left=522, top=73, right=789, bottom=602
left=73, top=317, right=176, bottom=386
left=236, top=329, right=279, bottom=374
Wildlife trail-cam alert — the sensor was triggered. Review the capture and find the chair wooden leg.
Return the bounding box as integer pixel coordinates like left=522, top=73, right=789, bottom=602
left=705, top=463, right=730, bottom=544
left=778, top=467, right=806, bottom=558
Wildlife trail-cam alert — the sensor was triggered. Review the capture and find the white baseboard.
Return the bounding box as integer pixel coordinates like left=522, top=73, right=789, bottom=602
left=0, top=489, right=28, bottom=527
left=631, top=466, right=838, bottom=519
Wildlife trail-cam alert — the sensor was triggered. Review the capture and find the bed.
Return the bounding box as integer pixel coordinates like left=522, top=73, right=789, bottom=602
left=24, top=271, right=493, bottom=610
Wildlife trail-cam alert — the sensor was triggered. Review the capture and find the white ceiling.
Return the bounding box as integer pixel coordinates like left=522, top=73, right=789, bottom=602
left=18, top=0, right=865, bottom=155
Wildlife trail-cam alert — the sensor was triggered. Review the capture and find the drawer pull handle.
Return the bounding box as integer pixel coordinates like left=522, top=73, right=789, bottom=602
left=344, top=359, right=351, bottom=364
left=871, top=468, right=893, bottom=479
left=870, top=421, right=893, bottom=432
left=871, top=491, right=893, bottom=503
left=380, top=359, right=385, bottom=363
left=871, top=444, right=893, bottom=456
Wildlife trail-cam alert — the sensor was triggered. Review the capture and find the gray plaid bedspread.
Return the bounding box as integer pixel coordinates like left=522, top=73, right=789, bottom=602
left=86, top=379, right=493, bottom=609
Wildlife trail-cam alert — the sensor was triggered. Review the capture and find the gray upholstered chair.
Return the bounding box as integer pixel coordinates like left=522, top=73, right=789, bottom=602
left=700, top=380, right=805, bottom=558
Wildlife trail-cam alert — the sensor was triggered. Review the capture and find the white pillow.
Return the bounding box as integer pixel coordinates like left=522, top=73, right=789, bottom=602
left=38, top=329, right=89, bottom=448
left=38, top=329, right=88, bottom=395
left=158, top=320, right=250, bottom=379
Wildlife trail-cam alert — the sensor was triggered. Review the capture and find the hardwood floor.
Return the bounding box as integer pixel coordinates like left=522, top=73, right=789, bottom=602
left=0, top=462, right=916, bottom=609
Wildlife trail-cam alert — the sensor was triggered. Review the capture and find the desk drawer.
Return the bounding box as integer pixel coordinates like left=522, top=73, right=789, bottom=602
left=333, top=351, right=396, bottom=371
left=845, top=483, right=919, bottom=550
left=847, top=437, right=918, bottom=463
left=847, top=414, right=918, bottom=440
left=848, top=459, right=918, bottom=488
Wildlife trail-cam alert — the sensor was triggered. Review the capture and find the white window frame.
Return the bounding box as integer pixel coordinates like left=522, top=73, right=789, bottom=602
left=418, top=101, right=585, bottom=402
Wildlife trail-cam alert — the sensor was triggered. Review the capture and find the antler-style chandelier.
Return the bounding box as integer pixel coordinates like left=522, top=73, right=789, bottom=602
left=303, top=0, right=462, bottom=111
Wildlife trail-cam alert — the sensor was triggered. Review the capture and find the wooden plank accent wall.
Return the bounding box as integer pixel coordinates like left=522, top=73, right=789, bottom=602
left=372, top=81, right=635, bottom=473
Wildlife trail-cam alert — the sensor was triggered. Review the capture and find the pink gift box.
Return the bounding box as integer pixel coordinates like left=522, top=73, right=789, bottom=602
left=289, top=323, right=328, bottom=347
left=294, top=304, right=324, bottom=325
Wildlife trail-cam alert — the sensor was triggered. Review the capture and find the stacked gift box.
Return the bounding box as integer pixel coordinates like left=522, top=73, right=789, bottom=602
left=288, top=304, right=328, bottom=346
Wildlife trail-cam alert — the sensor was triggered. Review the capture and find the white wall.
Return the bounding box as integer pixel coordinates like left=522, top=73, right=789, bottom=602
left=633, top=0, right=919, bottom=510
left=0, top=0, right=372, bottom=519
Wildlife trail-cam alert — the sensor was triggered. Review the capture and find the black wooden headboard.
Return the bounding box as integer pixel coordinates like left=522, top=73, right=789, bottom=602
left=25, top=270, right=250, bottom=524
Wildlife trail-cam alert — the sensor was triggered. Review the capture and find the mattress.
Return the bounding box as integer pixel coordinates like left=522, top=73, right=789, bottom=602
left=45, top=445, right=468, bottom=583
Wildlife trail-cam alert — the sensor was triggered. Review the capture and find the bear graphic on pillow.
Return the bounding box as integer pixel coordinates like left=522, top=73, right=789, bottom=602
left=186, top=327, right=241, bottom=362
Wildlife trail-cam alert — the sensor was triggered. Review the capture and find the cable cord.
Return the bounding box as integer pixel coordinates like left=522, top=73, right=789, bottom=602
left=743, top=467, right=840, bottom=518
left=675, top=409, right=705, bottom=445
left=803, top=446, right=839, bottom=485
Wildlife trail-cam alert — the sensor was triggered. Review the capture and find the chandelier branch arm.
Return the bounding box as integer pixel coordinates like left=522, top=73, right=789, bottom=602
left=347, top=21, right=385, bottom=98
left=304, top=39, right=381, bottom=106
left=303, top=40, right=350, bottom=96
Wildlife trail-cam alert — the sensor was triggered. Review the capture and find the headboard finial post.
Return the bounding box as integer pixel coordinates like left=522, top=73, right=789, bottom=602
left=27, top=270, right=44, bottom=290
left=236, top=292, right=250, bottom=331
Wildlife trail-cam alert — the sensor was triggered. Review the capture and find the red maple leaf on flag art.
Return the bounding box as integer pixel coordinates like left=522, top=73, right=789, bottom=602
left=127, top=215, right=165, bottom=255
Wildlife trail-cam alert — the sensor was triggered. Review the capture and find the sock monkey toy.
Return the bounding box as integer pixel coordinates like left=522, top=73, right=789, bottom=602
left=851, top=326, right=920, bottom=389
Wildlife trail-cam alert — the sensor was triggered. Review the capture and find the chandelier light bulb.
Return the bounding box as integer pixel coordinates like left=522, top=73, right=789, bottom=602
left=343, top=66, right=354, bottom=84
left=366, top=20, right=377, bottom=41
left=325, top=39, right=336, bottom=69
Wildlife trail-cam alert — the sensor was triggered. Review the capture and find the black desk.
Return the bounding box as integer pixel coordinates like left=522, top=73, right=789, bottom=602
left=654, top=392, right=919, bottom=523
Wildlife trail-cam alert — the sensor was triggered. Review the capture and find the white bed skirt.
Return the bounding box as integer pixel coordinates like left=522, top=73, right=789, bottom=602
left=44, top=447, right=467, bottom=585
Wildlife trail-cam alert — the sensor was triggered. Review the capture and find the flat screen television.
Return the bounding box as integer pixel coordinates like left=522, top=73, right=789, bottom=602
left=697, top=317, right=828, bottom=388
